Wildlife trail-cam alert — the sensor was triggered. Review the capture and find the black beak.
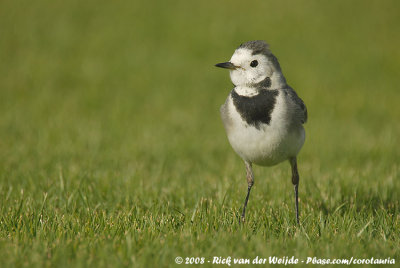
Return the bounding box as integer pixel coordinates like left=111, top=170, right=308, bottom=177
left=215, top=61, right=237, bottom=70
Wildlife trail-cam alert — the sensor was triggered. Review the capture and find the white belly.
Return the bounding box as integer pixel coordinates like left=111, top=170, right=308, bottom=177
left=221, top=92, right=305, bottom=166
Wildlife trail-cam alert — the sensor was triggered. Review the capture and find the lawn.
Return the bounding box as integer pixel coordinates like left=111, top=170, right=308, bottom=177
left=0, top=0, right=399, bottom=267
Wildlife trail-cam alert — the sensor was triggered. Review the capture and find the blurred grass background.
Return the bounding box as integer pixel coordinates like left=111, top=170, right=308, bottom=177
left=0, top=0, right=399, bottom=267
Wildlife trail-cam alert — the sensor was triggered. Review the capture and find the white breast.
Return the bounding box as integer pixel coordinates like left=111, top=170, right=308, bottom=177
left=221, top=89, right=305, bottom=166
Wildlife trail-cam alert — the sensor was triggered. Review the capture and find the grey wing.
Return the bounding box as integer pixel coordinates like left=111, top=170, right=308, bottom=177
left=284, top=87, right=308, bottom=124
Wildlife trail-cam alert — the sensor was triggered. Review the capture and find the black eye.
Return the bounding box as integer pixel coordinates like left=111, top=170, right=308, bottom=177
left=250, top=60, right=258, bottom=67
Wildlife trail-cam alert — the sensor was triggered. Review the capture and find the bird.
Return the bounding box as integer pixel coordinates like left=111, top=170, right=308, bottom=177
left=215, top=40, right=307, bottom=224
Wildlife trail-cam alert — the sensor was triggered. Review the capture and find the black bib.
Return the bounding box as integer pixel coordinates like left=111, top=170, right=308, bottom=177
left=231, top=89, right=279, bottom=129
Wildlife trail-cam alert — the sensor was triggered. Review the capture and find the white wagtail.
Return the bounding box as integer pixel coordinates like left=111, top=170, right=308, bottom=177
left=215, top=40, right=307, bottom=224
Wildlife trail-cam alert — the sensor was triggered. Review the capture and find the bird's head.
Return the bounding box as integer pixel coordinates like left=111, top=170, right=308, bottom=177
left=215, top=40, right=286, bottom=88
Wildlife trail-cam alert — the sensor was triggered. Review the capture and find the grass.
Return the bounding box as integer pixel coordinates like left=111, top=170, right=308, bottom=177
left=0, top=0, right=399, bottom=267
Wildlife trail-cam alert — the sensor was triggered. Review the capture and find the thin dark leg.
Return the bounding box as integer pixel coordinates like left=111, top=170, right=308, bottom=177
left=241, top=186, right=252, bottom=223
left=294, top=184, right=299, bottom=224
left=290, top=157, right=300, bottom=224
left=240, top=161, right=254, bottom=223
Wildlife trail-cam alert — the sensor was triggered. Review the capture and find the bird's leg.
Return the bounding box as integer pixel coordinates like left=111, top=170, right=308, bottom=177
left=240, top=161, right=254, bottom=223
left=290, top=157, right=300, bottom=224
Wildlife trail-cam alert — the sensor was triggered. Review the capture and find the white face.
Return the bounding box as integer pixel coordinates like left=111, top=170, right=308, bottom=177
left=229, top=48, right=273, bottom=86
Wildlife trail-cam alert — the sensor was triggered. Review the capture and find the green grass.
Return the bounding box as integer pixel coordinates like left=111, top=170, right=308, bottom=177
left=1, top=0, right=400, bottom=267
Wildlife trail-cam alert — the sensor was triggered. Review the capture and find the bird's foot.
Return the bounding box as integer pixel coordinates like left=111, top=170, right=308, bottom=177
left=240, top=215, right=246, bottom=224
